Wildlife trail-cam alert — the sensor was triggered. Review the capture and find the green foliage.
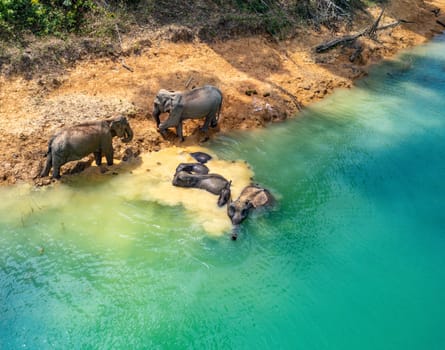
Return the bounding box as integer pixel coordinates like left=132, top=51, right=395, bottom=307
left=0, top=0, right=95, bottom=38
left=234, top=0, right=272, bottom=13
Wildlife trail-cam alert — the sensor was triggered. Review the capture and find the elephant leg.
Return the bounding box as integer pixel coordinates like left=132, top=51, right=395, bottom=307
left=176, top=121, right=184, bottom=142
left=94, top=150, right=102, bottom=166
left=201, top=113, right=212, bottom=132
left=159, top=104, right=184, bottom=133
left=210, top=111, right=218, bottom=128
left=100, top=140, right=114, bottom=166
left=52, top=157, right=63, bottom=179
left=40, top=153, right=52, bottom=177
left=104, top=148, right=114, bottom=166
left=212, top=100, right=222, bottom=128
left=202, top=108, right=218, bottom=131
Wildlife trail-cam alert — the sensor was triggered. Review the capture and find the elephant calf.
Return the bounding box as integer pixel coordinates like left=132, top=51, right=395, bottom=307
left=40, top=115, right=133, bottom=179
left=152, top=85, right=223, bottom=141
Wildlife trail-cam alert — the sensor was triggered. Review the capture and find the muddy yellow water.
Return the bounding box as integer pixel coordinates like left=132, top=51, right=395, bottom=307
left=1, top=146, right=253, bottom=235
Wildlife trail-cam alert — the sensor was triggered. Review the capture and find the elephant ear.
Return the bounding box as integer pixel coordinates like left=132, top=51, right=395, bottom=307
left=170, top=94, right=182, bottom=109
left=109, top=118, right=121, bottom=134
left=252, top=190, right=270, bottom=208
left=157, top=90, right=176, bottom=112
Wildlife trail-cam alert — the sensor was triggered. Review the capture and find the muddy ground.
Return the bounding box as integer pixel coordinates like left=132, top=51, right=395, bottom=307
left=1, top=0, right=444, bottom=186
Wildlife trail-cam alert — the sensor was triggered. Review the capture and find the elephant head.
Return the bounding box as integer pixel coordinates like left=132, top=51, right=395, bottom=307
left=227, top=185, right=273, bottom=225
left=227, top=199, right=254, bottom=226
left=109, top=115, right=133, bottom=143
left=152, top=89, right=175, bottom=127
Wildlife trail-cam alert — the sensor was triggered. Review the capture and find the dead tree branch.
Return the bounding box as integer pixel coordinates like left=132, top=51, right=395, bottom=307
left=315, top=10, right=411, bottom=53
left=315, top=29, right=365, bottom=53
left=366, top=8, right=385, bottom=39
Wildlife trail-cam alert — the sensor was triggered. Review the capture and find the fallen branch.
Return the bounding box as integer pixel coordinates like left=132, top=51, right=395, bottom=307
left=315, top=11, right=410, bottom=53
left=367, top=8, right=385, bottom=39
left=315, top=29, right=366, bottom=53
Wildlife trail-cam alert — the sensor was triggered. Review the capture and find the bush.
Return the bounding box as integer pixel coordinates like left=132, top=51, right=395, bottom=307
left=0, top=0, right=95, bottom=38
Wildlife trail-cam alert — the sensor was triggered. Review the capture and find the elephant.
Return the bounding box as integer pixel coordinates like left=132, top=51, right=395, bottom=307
left=40, top=115, right=133, bottom=179
left=190, top=151, right=212, bottom=164
left=227, top=185, right=274, bottom=239
left=152, top=85, right=223, bottom=141
left=175, top=162, right=209, bottom=175
left=172, top=167, right=231, bottom=207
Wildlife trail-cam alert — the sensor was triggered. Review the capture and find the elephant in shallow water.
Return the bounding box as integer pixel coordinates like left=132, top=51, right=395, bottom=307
left=175, top=162, right=209, bottom=175
left=227, top=184, right=274, bottom=226
left=152, top=85, right=223, bottom=141
left=172, top=164, right=231, bottom=207
left=40, top=115, right=133, bottom=179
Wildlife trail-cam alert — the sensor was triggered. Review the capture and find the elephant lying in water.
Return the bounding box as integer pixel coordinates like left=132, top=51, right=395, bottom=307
left=227, top=185, right=274, bottom=240
left=175, top=162, right=209, bottom=175
left=152, top=85, right=223, bottom=141
left=172, top=163, right=231, bottom=207
left=40, top=115, right=133, bottom=179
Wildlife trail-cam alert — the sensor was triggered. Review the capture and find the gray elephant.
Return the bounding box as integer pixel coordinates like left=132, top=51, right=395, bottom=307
left=175, top=162, right=209, bottom=175
left=40, top=115, right=133, bottom=179
left=227, top=185, right=274, bottom=239
left=152, top=85, right=223, bottom=141
left=172, top=167, right=231, bottom=207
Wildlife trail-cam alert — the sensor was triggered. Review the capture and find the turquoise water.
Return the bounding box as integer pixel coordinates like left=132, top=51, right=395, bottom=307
left=2, top=34, right=445, bottom=349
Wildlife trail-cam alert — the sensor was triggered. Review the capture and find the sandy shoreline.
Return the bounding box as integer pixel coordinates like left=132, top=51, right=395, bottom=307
left=0, top=0, right=444, bottom=186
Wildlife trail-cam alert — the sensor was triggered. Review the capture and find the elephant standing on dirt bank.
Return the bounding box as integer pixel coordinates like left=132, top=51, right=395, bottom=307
left=40, top=115, right=134, bottom=179
left=152, top=85, right=223, bottom=141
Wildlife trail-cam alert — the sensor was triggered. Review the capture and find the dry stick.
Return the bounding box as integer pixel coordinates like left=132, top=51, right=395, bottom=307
left=122, top=63, right=134, bottom=72
left=267, top=82, right=303, bottom=111
left=115, top=24, right=134, bottom=72
left=185, top=76, right=193, bottom=88
left=367, top=8, right=385, bottom=39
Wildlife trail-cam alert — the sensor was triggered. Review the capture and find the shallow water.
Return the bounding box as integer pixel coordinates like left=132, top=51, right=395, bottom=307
left=2, top=35, right=445, bottom=348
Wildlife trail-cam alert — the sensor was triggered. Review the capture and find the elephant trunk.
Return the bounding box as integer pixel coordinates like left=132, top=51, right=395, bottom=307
left=121, top=124, right=133, bottom=143
left=231, top=225, right=240, bottom=240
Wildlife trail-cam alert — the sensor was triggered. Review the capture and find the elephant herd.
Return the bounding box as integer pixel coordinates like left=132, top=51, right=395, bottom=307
left=172, top=152, right=274, bottom=240
left=40, top=85, right=222, bottom=179
left=38, top=85, right=273, bottom=235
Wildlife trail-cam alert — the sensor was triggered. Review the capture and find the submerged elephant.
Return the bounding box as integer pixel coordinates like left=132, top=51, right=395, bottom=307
left=152, top=85, right=223, bottom=141
left=40, top=115, right=133, bottom=179
left=190, top=151, right=212, bottom=164
left=175, top=162, right=209, bottom=175
left=172, top=166, right=231, bottom=207
left=227, top=185, right=274, bottom=239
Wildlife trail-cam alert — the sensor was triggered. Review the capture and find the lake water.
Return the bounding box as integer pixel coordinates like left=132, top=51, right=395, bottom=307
left=1, top=34, right=445, bottom=349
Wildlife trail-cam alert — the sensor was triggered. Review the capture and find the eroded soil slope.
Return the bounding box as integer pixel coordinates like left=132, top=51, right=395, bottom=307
left=1, top=0, right=444, bottom=185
